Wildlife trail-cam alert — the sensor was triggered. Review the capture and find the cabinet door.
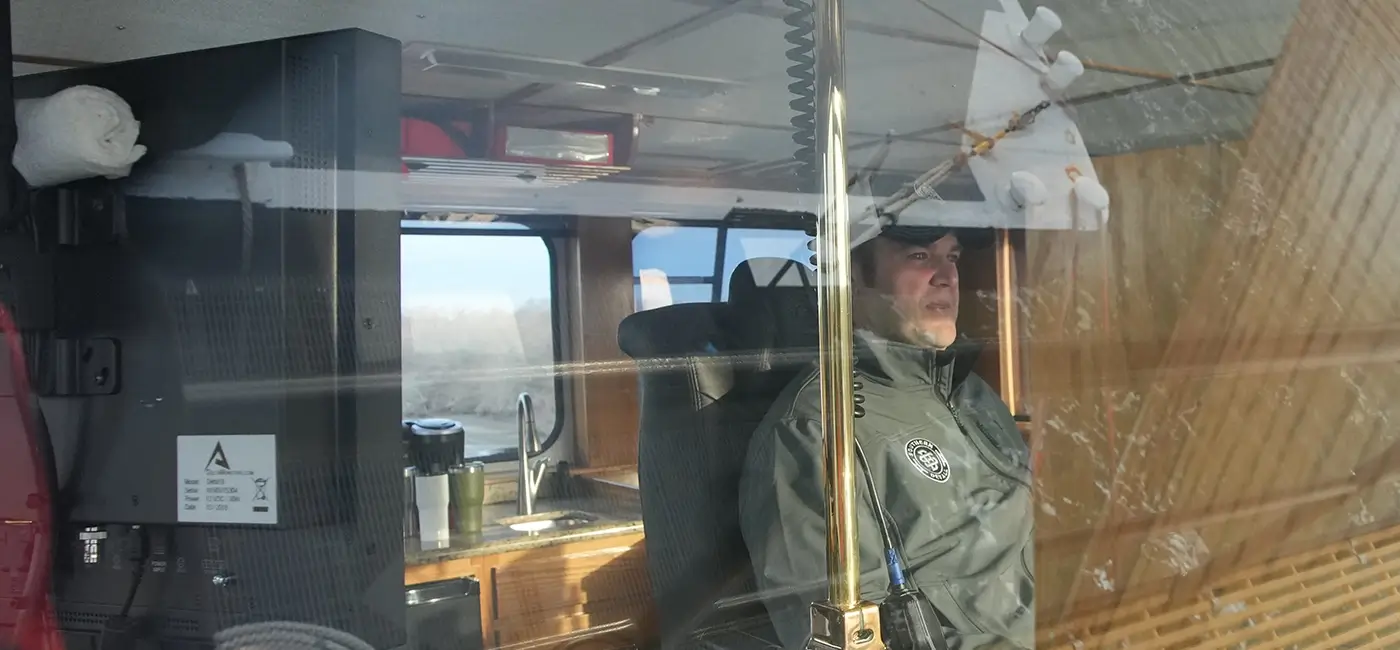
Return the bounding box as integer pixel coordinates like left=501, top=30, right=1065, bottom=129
left=489, top=535, right=653, bottom=649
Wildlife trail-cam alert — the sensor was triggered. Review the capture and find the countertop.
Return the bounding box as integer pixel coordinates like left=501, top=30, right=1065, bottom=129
left=405, top=492, right=644, bottom=565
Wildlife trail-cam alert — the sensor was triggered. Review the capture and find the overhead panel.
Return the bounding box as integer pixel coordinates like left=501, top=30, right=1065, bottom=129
left=13, top=0, right=709, bottom=70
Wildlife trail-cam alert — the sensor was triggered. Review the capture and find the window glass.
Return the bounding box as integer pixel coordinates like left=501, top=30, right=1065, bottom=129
left=401, top=232, right=557, bottom=458
left=632, top=226, right=719, bottom=277
left=632, top=225, right=808, bottom=309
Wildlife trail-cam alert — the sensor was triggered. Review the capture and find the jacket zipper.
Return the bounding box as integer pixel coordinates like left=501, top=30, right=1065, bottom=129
left=935, top=361, right=1029, bottom=489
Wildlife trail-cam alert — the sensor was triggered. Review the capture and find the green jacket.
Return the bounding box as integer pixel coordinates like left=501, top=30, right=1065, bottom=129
left=738, top=331, right=1034, bottom=650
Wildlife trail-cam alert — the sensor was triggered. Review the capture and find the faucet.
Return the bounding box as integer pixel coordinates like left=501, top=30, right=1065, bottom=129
left=517, top=393, right=549, bottom=516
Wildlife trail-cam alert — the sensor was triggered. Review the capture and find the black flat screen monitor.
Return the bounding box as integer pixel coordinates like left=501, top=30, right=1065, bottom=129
left=14, top=28, right=405, bottom=649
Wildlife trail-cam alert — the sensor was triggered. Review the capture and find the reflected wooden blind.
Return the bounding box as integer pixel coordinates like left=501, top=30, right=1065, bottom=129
left=1028, top=0, right=1400, bottom=632
left=1038, top=523, right=1400, bottom=649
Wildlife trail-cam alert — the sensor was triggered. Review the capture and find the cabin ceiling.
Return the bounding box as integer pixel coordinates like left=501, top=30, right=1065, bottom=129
left=12, top=0, right=1298, bottom=189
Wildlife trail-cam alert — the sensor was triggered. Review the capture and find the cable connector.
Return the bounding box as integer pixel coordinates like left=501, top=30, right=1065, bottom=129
left=123, top=525, right=149, bottom=565
left=117, top=525, right=151, bottom=618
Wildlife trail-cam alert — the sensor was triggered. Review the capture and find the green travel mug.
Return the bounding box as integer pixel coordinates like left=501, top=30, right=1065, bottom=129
left=449, top=462, right=486, bottom=536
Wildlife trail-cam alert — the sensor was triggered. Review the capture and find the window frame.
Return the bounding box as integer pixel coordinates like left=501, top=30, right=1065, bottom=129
left=399, top=220, right=567, bottom=464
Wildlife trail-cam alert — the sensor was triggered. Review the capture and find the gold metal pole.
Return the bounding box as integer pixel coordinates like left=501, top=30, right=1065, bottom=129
left=812, top=0, right=858, bottom=612
left=808, top=0, right=884, bottom=647
left=995, top=229, right=1020, bottom=416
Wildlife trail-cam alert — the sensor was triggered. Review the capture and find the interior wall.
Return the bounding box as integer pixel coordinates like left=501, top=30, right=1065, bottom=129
left=569, top=217, right=640, bottom=470
left=1028, top=0, right=1400, bottom=627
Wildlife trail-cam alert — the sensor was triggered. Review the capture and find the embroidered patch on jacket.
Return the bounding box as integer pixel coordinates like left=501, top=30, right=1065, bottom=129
left=905, top=438, right=951, bottom=483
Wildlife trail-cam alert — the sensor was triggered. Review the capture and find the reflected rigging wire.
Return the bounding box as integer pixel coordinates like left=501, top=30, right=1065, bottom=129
left=906, top=0, right=1044, bottom=75
left=782, top=0, right=1063, bottom=235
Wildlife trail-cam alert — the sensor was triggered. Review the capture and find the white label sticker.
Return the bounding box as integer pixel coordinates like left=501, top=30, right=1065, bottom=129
left=176, top=435, right=278, bottom=525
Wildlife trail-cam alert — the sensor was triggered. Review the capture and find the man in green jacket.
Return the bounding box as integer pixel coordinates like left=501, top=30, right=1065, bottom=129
left=738, top=226, right=1034, bottom=650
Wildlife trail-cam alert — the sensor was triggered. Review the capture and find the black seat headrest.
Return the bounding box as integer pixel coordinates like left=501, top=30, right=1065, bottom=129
left=729, top=257, right=813, bottom=294
left=619, top=302, right=725, bottom=359
left=725, top=257, right=818, bottom=395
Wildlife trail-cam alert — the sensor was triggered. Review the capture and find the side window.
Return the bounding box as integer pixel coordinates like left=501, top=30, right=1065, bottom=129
left=401, top=226, right=559, bottom=459
left=632, top=225, right=808, bottom=311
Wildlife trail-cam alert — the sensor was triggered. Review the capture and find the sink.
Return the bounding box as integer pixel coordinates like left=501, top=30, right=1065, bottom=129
left=498, top=511, right=600, bottom=533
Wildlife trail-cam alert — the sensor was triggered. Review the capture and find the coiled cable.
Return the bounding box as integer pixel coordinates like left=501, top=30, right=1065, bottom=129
left=782, top=0, right=818, bottom=196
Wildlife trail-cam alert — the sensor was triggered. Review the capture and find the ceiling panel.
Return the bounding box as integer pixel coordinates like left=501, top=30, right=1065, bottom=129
left=840, top=0, right=1011, bottom=47
left=13, top=0, right=707, bottom=65
left=1075, top=83, right=1260, bottom=154
left=1048, top=7, right=1294, bottom=75
left=599, top=11, right=794, bottom=81
left=1040, top=0, right=1300, bottom=45
left=844, top=27, right=979, bottom=134
left=532, top=10, right=981, bottom=133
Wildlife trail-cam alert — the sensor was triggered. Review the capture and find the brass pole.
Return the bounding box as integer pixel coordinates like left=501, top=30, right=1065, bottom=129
left=806, top=2, right=883, bottom=648
left=812, top=0, right=859, bottom=611
left=995, top=229, right=1020, bottom=416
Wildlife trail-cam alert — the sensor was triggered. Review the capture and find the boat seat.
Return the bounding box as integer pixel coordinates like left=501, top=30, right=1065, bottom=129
left=619, top=257, right=816, bottom=650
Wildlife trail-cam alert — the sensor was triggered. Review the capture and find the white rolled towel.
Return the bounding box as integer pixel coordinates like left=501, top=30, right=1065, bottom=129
left=13, top=85, right=147, bottom=188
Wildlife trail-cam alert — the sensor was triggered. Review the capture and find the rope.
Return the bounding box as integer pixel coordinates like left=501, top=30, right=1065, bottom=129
left=213, top=621, right=377, bottom=650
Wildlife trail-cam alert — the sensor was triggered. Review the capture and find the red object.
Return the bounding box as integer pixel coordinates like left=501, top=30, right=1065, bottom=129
left=400, top=118, right=473, bottom=159
left=0, top=303, right=60, bottom=650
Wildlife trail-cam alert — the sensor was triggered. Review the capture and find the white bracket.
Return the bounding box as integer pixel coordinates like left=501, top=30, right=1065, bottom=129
left=124, top=133, right=295, bottom=204
left=964, top=2, right=1108, bottom=231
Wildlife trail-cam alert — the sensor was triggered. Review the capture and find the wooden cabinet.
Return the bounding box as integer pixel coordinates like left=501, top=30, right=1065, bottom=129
left=406, top=532, right=655, bottom=650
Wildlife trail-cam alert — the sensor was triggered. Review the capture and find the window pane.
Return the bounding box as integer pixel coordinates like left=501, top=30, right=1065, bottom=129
left=401, top=233, right=556, bottom=458
left=632, top=226, right=718, bottom=277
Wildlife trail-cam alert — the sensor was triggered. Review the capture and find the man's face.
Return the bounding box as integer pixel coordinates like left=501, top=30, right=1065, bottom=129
left=857, top=234, right=962, bottom=349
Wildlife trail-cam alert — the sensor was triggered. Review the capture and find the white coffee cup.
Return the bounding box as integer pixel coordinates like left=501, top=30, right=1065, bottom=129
left=415, top=473, right=451, bottom=548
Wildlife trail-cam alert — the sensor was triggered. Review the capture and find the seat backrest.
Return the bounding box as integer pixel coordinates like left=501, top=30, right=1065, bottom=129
left=619, top=258, right=816, bottom=649
left=619, top=301, right=745, bottom=646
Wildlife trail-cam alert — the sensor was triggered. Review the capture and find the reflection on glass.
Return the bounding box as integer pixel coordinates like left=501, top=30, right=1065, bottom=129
left=21, top=0, right=1397, bottom=649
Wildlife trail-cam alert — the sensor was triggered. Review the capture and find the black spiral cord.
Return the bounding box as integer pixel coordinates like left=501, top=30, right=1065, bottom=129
left=783, top=0, right=866, bottom=417
left=782, top=0, right=819, bottom=197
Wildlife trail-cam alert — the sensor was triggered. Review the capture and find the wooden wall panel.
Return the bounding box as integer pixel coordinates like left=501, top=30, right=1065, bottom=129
left=1026, top=0, right=1400, bottom=632
left=570, top=217, right=640, bottom=469
left=960, top=243, right=1004, bottom=399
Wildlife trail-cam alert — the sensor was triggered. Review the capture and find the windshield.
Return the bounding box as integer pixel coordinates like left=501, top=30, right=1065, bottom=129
left=5, top=1, right=1391, bottom=650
